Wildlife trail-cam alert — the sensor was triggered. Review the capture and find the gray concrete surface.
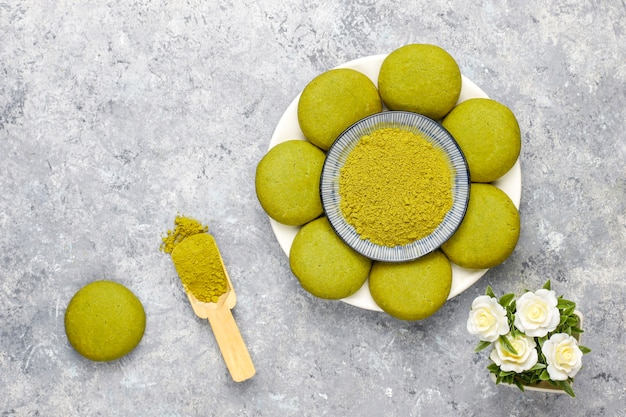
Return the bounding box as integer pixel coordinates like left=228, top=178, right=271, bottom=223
left=1, top=1, right=624, bottom=416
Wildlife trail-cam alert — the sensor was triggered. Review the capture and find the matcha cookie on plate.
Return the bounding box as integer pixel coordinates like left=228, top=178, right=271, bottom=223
left=442, top=98, right=521, bottom=183
left=65, top=280, right=146, bottom=362
left=378, top=44, right=462, bottom=120
left=369, top=250, right=452, bottom=320
left=298, top=68, right=382, bottom=150
left=256, top=140, right=326, bottom=226
left=441, top=183, right=520, bottom=269
left=290, top=217, right=372, bottom=299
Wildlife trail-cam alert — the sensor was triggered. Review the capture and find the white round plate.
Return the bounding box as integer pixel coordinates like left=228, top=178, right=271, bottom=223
left=267, top=54, right=522, bottom=312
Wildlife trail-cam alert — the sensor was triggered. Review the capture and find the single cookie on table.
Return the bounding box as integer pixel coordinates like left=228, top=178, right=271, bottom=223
left=65, top=280, right=146, bottom=362
left=441, top=183, right=520, bottom=269
left=442, top=98, right=521, bottom=183
left=368, top=250, right=452, bottom=321
left=255, top=140, right=326, bottom=226
left=378, top=44, right=462, bottom=120
left=297, top=68, right=382, bottom=150
left=289, top=217, right=372, bottom=300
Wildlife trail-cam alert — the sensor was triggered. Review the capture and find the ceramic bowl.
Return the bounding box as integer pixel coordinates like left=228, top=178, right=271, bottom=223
left=320, top=111, right=470, bottom=262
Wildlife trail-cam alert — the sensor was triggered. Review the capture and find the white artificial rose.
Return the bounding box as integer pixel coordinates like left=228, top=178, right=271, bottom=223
left=542, top=333, right=583, bottom=381
left=489, top=333, right=538, bottom=373
left=513, top=289, right=560, bottom=337
left=467, top=295, right=509, bottom=342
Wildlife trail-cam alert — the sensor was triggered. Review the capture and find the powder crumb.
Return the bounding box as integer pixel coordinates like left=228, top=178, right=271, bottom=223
left=160, top=215, right=208, bottom=254
left=161, top=216, right=228, bottom=303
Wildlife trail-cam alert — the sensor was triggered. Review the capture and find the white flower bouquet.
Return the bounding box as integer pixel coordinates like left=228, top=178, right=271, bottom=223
left=467, top=281, right=591, bottom=397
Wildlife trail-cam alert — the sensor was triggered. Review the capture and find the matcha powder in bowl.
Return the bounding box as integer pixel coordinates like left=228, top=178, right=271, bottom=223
left=339, top=126, right=453, bottom=246
left=320, top=111, right=470, bottom=262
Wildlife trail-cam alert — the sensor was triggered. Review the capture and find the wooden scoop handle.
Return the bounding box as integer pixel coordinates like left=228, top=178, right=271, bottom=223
left=206, top=305, right=256, bottom=382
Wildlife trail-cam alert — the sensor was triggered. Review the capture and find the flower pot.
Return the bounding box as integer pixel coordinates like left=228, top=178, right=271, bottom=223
left=490, top=373, right=574, bottom=393
left=491, top=310, right=584, bottom=394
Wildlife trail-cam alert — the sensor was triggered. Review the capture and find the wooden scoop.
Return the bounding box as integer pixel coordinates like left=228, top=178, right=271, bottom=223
left=171, top=233, right=255, bottom=382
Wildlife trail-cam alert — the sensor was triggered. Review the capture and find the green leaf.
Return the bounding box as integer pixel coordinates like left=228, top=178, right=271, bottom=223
left=557, top=380, right=576, bottom=398
left=566, top=316, right=579, bottom=326
left=498, top=335, right=518, bottom=355
left=475, top=340, right=492, bottom=352
left=487, top=363, right=501, bottom=373
left=571, top=326, right=584, bottom=335
left=562, top=304, right=576, bottom=317
left=557, top=298, right=575, bottom=309
left=529, top=363, right=547, bottom=371
left=508, top=300, right=517, bottom=313
left=543, top=280, right=551, bottom=290
left=499, top=293, right=515, bottom=307
left=539, top=369, right=551, bottom=381
left=502, top=374, right=515, bottom=385
left=526, top=374, right=540, bottom=386
left=537, top=335, right=548, bottom=348
left=579, top=345, right=592, bottom=354
left=486, top=286, right=496, bottom=298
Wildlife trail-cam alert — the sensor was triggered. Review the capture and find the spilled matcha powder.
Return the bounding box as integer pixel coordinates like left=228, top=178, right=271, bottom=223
left=161, top=216, right=228, bottom=303
left=160, top=216, right=208, bottom=254
left=339, top=127, right=453, bottom=247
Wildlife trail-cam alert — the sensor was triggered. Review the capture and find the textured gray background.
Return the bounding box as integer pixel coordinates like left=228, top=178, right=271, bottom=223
left=1, top=1, right=625, bottom=416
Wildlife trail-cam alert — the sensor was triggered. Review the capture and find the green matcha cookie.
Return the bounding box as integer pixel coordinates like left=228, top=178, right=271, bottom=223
left=289, top=217, right=372, bottom=299
left=441, top=183, right=520, bottom=269
left=298, top=68, right=382, bottom=150
left=369, top=250, right=452, bottom=320
left=65, top=280, right=146, bottom=362
left=442, top=98, right=521, bottom=183
left=255, top=140, right=326, bottom=226
left=378, top=44, right=461, bottom=120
